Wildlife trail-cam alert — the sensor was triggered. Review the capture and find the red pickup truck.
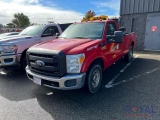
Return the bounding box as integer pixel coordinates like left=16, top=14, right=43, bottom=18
left=26, top=18, right=136, bottom=93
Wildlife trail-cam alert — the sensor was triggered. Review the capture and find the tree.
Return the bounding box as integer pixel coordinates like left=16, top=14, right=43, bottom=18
left=12, top=13, right=30, bottom=27
left=81, top=10, right=96, bottom=22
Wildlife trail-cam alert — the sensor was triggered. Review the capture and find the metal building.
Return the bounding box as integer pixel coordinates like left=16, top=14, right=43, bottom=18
left=120, top=0, right=160, bottom=51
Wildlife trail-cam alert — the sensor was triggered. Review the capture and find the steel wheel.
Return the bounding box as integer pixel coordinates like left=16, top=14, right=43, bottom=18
left=85, top=64, right=102, bottom=93
left=92, top=69, right=100, bottom=88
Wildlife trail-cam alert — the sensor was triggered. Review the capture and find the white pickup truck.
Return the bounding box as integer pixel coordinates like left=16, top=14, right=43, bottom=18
left=0, top=23, right=70, bottom=70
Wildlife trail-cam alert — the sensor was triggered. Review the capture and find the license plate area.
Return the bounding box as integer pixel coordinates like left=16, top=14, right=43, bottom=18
left=33, top=77, right=41, bottom=85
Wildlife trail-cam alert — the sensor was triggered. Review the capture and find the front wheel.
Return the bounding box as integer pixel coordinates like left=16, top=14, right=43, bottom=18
left=85, top=64, right=102, bottom=93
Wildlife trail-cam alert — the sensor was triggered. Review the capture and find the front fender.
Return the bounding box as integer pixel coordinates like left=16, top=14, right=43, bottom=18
left=11, top=38, right=37, bottom=54
left=81, top=51, right=106, bottom=72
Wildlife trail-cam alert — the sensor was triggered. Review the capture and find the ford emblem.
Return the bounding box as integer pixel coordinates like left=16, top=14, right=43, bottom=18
left=35, top=60, right=45, bottom=67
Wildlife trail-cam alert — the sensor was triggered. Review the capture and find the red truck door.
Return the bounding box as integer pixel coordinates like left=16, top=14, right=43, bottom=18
left=103, top=22, right=122, bottom=66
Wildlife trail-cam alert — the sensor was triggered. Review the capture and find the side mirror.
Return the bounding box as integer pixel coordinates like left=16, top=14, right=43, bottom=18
left=114, top=31, right=123, bottom=43
left=56, top=33, right=60, bottom=36
left=119, top=27, right=125, bottom=33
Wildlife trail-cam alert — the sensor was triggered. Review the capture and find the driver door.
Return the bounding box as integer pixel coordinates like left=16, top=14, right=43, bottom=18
left=105, top=22, right=121, bottom=65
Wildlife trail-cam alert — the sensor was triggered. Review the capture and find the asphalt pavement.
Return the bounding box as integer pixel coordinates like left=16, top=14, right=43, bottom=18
left=0, top=51, right=160, bottom=120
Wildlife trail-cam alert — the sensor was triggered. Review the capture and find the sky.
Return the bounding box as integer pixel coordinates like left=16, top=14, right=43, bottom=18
left=0, top=0, right=120, bottom=25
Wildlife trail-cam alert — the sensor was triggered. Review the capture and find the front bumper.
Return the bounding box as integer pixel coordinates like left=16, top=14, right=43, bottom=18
left=26, top=66, right=86, bottom=90
left=0, top=54, right=21, bottom=68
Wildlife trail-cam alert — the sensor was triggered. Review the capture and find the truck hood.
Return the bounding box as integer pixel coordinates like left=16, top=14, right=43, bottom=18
left=0, top=35, right=19, bottom=40
left=33, top=38, right=93, bottom=54
left=0, top=35, right=33, bottom=43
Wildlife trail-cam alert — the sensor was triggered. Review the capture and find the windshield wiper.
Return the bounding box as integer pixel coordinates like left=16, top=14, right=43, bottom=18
left=73, top=37, right=90, bottom=39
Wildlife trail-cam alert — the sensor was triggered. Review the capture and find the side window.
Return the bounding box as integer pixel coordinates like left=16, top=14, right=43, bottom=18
left=42, top=26, right=59, bottom=36
left=107, top=23, right=117, bottom=35
left=50, top=26, right=59, bottom=35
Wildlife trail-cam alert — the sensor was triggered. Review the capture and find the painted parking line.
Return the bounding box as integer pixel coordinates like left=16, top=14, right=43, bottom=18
left=46, top=92, right=53, bottom=96
left=0, top=69, right=7, bottom=75
left=0, top=71, right=6, bottom=75
left=105, top=55, right=138, bottom=88
left=106, top=67, right=160, bottom=88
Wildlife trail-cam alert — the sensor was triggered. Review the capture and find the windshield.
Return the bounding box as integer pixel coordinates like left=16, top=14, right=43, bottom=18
left=59, top=22, right=105, bottom=39
left=19, top=25, right=44, bottom=36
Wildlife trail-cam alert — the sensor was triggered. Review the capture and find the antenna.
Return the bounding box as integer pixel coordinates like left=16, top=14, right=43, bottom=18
left=47, top=18, right=54, bottom=24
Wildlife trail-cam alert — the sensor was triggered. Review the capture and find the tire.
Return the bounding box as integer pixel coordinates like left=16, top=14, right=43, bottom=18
left=85, top=64, right=102, bottom=93
left=21, top=55, right=27, bottom=70
left=124, top=45, right=133, bottom=63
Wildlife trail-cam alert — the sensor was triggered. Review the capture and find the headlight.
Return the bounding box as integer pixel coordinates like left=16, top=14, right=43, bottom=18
left=66, top=53, right=85, bottom=73
left=0, top=44, right=18, bottom=53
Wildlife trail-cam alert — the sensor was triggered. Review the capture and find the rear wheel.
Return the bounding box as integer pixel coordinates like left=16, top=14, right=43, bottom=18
left=85, top=64, right=102, bottom=93
left=124, top=45, right=133, bottom=63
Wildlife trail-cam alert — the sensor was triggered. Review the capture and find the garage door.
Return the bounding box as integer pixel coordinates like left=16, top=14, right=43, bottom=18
left=144, top=15, right=160, bottom=51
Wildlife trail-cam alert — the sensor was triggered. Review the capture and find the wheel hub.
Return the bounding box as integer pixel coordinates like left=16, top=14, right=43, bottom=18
left=92, top=69, right=100, bottom=88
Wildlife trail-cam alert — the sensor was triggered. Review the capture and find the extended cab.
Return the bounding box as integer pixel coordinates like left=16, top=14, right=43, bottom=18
left=26, top=18, right=136, bottom=93
left=0, top=23, right=71, bottom=70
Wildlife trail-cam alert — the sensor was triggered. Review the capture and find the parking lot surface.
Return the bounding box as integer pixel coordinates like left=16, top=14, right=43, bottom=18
left=0, top=51, right=160, bottom=120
